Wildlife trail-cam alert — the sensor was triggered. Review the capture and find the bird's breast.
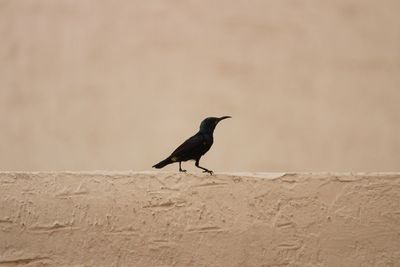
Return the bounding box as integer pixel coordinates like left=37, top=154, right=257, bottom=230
left=202, top=135, right=213, bottom=148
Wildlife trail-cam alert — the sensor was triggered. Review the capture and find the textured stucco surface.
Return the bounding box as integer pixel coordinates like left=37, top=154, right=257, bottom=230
left=0, top=172, right=399, bottom=266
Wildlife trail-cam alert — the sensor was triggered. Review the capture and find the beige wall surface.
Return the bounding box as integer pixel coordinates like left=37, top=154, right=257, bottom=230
left=0, top=1, right=399, bottom=171
left=1, top=172, right=400, bottom=266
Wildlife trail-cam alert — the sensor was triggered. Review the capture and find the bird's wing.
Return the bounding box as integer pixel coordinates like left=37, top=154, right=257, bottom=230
left=169, top=133, right=204, bottom=160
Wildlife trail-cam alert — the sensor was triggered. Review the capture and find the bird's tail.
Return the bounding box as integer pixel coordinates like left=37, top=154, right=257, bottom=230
left=152, top=157, right=173, bottom=169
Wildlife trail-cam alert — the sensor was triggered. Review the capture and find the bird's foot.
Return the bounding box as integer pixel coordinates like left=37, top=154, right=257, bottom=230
left=179, top=169, right=187, bottom=173
left=202, top=170, right=214, bottom=175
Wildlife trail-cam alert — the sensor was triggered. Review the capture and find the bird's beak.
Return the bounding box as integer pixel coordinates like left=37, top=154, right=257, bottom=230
left=217, top=116, right=232, bottom=123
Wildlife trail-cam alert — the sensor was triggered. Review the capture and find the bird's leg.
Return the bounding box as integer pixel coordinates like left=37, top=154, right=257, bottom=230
left=195, top=159, right=213, bottom=175
left=179, top=162, right=186, bottom=173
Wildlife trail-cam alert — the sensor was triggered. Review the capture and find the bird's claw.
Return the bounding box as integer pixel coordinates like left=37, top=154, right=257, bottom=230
left=179, top=169, right=187, bottom=173
left=203, top=170, right=214, bottom=175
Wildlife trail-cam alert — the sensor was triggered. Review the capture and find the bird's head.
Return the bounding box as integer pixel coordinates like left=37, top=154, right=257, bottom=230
left=199, top=116, right=231, bottom=133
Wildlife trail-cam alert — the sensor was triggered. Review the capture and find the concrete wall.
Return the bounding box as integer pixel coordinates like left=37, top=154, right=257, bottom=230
left=1, top=1, right=400, bottom=172
left=1, top=172, right=399, bottom=266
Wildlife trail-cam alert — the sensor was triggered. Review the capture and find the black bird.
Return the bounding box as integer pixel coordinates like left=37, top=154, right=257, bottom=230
left=153, top=116, right=231, bottom=174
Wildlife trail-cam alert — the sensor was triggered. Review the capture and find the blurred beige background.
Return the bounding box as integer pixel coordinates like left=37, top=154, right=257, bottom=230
left=0, top=0, right=399, bottom=172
